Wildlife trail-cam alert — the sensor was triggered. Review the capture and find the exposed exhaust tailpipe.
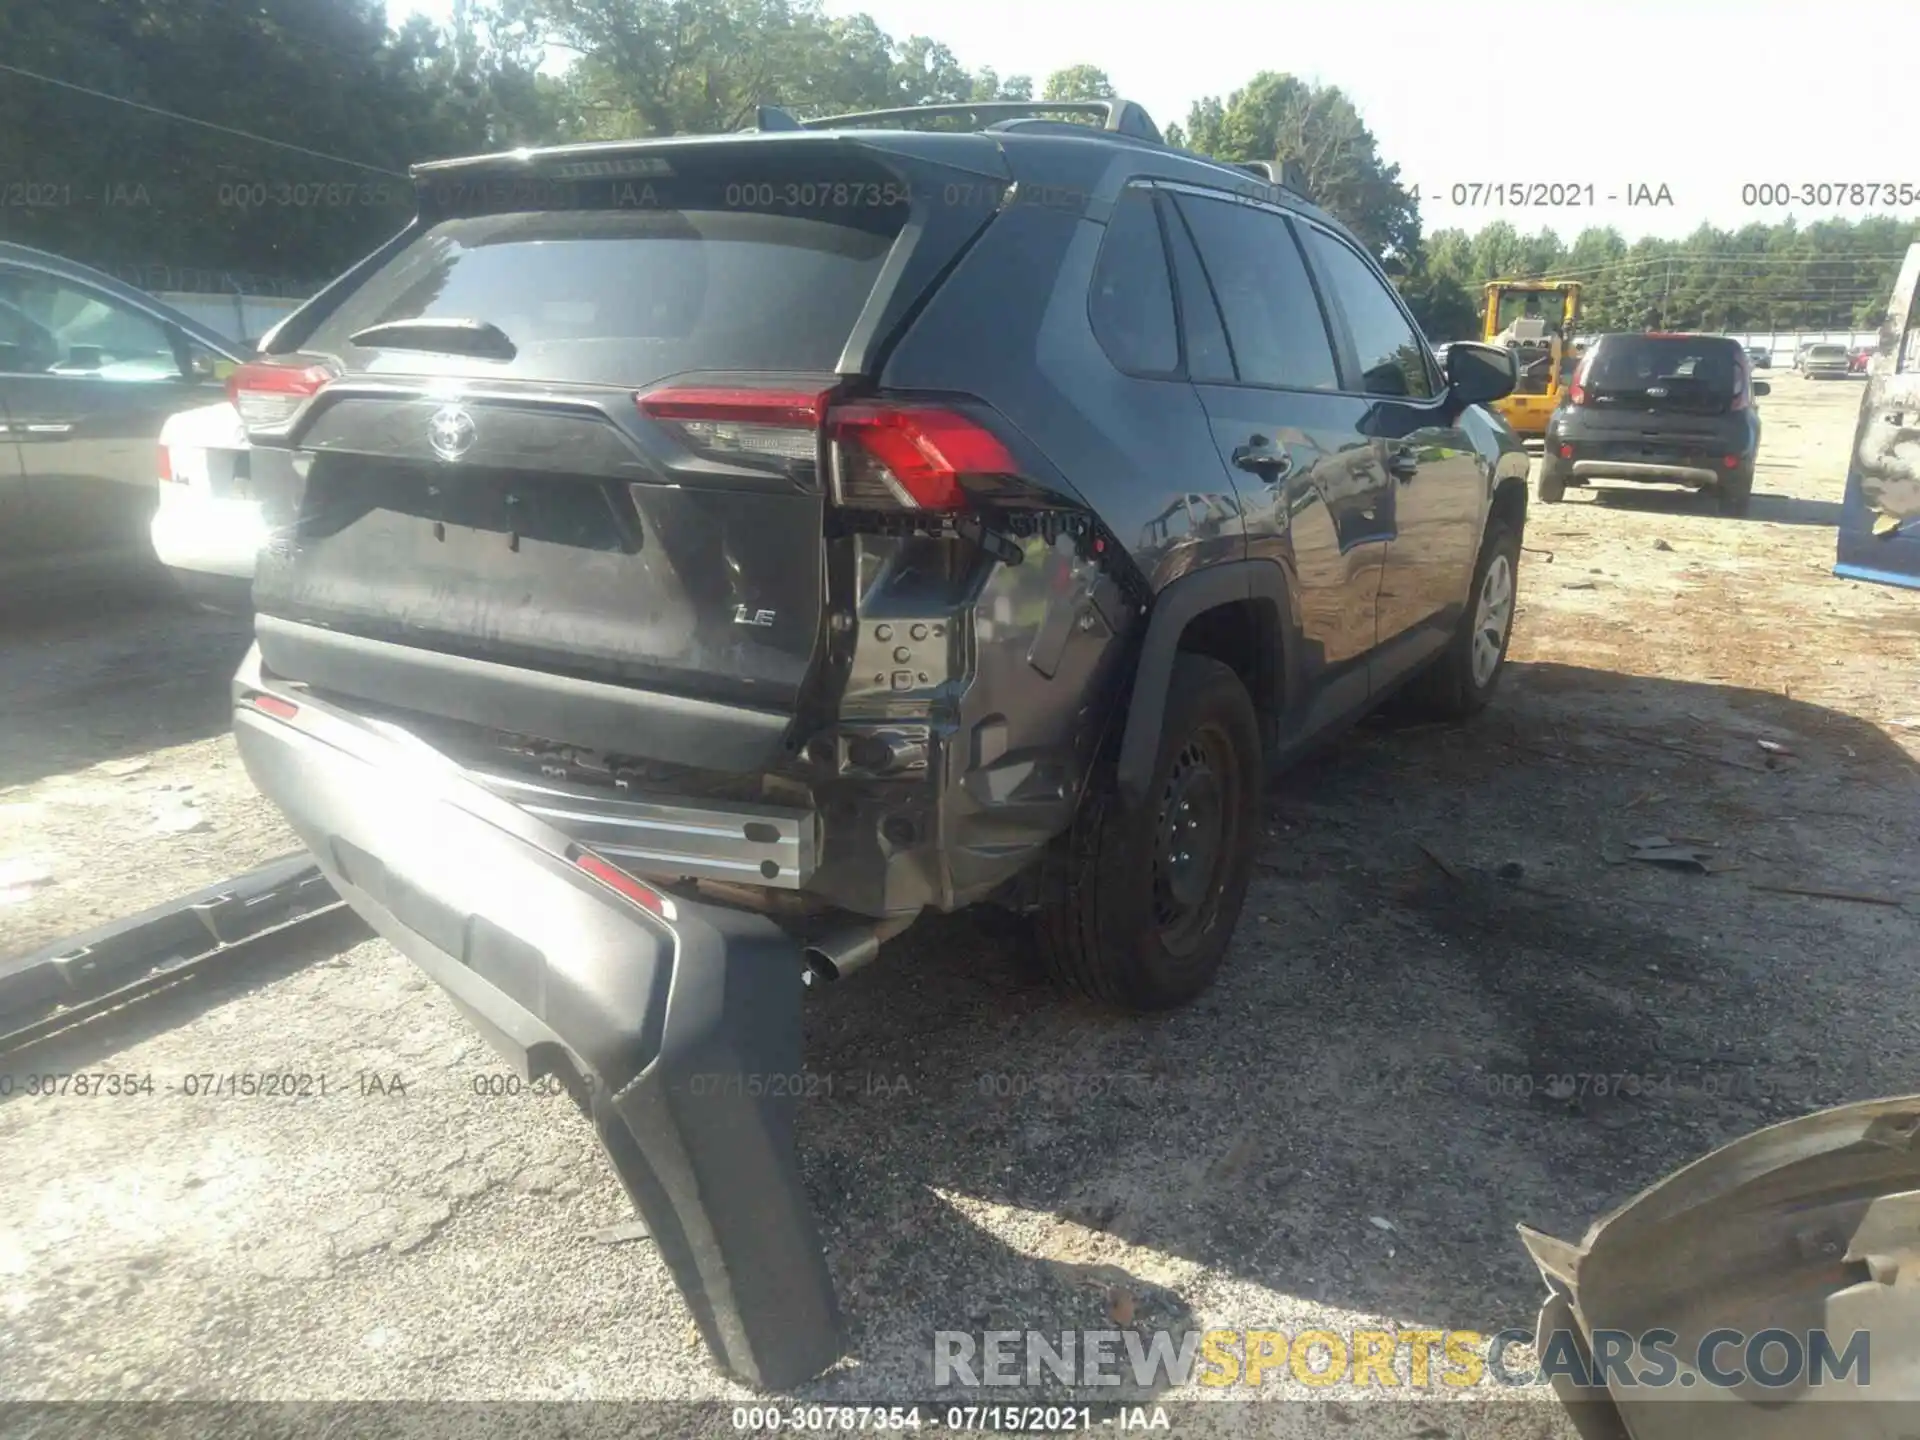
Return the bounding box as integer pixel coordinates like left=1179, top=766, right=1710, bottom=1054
left=802, top=914, right=915, bottom=983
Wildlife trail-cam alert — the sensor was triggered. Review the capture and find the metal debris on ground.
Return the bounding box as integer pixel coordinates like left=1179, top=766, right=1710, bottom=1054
left=1749, top=882, right=1906, bottom=907
left=1414, top=842, right=1467, bottom=883
left=1608, top=834, right=1742, bottom=874
left=587, top=1220, right=652, bottom=1246
left=1653, top=538, right=1675, bottom=552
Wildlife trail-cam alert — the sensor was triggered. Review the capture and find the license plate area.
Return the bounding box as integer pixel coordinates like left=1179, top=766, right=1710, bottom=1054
left=304, top=457, right=639, bottom=555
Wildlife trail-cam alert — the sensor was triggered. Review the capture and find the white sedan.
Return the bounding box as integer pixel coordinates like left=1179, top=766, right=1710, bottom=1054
left=151, top=398, right=260, bottom=610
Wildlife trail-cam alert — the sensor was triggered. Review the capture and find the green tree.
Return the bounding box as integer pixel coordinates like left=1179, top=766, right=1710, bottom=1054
left=1174, top=72, right=1419, bottom=260
left=1042, top=64, right=1115, bottom=101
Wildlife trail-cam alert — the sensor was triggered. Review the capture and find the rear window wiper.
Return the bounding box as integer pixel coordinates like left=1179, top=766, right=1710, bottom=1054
left=347, top=317, right=517, bottom=361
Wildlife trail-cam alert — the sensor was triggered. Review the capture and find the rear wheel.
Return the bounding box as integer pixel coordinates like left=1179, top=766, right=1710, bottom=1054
left=1404, top=519, right=1521, bottom=720
left=1717, top=468, right=1754, bottom=518
left=1034, top=654, right=1261, bottom=1011
left=1537, top=464, right=1567, bottom=504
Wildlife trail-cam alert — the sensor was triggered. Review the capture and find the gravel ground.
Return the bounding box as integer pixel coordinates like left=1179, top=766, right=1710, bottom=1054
left=1, top=374, right=1915, bottom=1434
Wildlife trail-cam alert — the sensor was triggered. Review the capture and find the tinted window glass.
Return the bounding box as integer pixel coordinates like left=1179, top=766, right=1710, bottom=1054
left=1173, top=194, right=1339, bottom=391
left=1089, top=188, right=1178, bottom=375
left=1587, top=335, right=1740, bottom=395
left=1302, top=229, right=1435, bottom=399
left=0, top=270, right=178, bottom=379
left=1902, top=310, right=1920, bottom=373
left=1162, top=200, right=1234, bottom=384
left=304, top=206, right=903, bottom=387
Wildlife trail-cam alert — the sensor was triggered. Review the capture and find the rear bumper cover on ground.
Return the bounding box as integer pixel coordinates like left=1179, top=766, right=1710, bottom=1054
left=231, top=646, right=842, bottom=1388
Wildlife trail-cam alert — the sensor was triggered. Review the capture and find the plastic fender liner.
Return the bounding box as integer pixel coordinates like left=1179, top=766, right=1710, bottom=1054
left=1516, top=1095, right=1920, bottom=1439
left=1114, top=559, right=1294, bottom=808
left=232, top=693, right=841, bottom=1388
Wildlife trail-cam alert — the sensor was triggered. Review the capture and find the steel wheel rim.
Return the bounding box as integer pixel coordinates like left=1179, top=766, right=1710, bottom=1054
left=1471, top=552, right=1514, bottom=687
left=1152, top=724, right=1237, bottom=952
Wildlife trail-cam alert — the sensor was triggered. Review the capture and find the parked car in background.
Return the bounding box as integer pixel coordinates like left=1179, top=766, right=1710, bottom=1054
left=1746, top=344, right=1771, bottom=369
left=1539, top=331, right=1768, bottom=515
left=226, top=99, right=1532, bottom=1388
left=1798, top=342, right=1851, bottom=378
left=152, top=397, right=257, bottom=610
left=0, top=243, right=245, bottom=592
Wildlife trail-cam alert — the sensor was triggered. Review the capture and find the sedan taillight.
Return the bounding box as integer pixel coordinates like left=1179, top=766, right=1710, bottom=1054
left=226, top=359, right=336, bottom=435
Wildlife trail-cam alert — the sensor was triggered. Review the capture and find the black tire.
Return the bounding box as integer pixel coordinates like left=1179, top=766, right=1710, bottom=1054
left=1716, top=469, right=1754, bottom=518
left=1034, top=653, right=1261, bottom=1011
left=1537, top=465, right=1567, bottom=504
left=1404, top=519, right=1522, bottom=720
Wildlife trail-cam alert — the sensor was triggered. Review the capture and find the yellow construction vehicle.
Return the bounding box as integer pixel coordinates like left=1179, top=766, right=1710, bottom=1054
left=1481, top=279, right=1582, bottom=442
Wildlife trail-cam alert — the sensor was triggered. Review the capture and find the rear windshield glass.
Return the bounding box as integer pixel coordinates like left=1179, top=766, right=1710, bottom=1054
left=1806, top=344, right=1847, bottom=359
left=1585, top=336, right=1741, bottom=393
left=303, top=199, right=905, bottom=387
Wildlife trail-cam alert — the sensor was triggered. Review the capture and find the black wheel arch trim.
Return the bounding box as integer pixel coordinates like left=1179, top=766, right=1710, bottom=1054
left=1115, top=559, right=1295, bottom=809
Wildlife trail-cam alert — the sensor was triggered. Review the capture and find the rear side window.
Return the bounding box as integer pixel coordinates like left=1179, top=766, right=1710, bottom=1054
left=301, top=179, right=909, bottom=388
left=1172, top=193, right=1339, bottom=391
left=1089, top=188, right=1179, bottom=375
left=1301, top=228, right=1435, bottom=399
left=1162, top=199, right=1235, bottom=384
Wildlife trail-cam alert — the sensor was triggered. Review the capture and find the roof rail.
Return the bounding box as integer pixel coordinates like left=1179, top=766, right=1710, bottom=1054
left=799, top=99, right=1163, bottom=144
left=750, top=104, right=806, bottom=132
left=1232, top=159, right=1312, bottom=200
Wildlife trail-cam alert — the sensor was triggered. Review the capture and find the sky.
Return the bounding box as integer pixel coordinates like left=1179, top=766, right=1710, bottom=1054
left=390, top=0, right=1919, bottom=243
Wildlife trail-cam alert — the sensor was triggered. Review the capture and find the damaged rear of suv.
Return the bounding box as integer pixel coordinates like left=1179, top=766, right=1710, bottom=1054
left=231, top=100, right=1527, bottom=1387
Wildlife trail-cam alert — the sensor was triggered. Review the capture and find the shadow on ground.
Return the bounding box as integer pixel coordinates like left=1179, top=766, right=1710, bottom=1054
left=782, top=660, right=1918, bottom=1397
left=0, top=588, right=252, bottom=788
left=1569, top=486, right=1843, bottom=527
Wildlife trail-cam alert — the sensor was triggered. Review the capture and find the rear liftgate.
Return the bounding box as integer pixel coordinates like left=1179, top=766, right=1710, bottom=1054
left=233, top=681, right=840, bottom=1388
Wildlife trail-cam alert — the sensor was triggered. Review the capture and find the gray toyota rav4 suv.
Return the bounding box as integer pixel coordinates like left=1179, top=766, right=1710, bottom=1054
left=228, top=100, right=1528, bottom=1386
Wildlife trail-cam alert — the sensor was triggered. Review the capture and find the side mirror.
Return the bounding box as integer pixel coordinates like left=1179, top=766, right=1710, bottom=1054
left=1445, top=340, right=1518, bottom=405
left=1751, top=379, right=1771, bottom=398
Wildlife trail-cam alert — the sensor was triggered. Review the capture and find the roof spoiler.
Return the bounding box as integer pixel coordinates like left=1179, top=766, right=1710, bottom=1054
left=796, top=98, right=1164, bottom=144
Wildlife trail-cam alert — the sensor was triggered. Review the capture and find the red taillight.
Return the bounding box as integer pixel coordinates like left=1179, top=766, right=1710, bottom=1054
left=1723, top=454, right=1741, bottom=469
left=1558, top=444, right=1573, bottom=459
left=634, top=385, right=1022, bottom=513
left=1568, top=379, right=1587, bottom=406
left=227, top=359, right=336, bottom=434
left=828, top=404, right=1018, bottom=511
left=245, top=693, right=300, bottom=721
left=158, top=445, right=175, bottom=484
left=573, top=850, right=674, bottom=920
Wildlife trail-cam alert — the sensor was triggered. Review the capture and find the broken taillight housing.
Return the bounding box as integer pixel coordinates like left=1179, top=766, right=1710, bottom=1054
left=636, top=385, right=1023, bottom=513
left=637, top=386, right=829, bottom=466
left=227, top=358, right=337, bottom=435
left=827, top=403, right=1018, bottom=511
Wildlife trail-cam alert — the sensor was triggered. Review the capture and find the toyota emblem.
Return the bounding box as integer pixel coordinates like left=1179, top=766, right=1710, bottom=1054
left=428, top=405, right=477, bottom=462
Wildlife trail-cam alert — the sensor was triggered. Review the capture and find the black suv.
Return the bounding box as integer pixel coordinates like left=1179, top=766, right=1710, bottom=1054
left=1538, top=331, right=1768, bottom=516
left=228, top=100, right=1529, bottom=1387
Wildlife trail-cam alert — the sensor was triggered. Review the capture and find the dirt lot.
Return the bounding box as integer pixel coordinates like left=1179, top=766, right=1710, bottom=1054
left=2, top=373, right=1916, bottom=1431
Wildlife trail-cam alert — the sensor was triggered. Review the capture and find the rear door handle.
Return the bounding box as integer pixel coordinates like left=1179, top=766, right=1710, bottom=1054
left=1386, top=449, right=1420, bottom=481
left=1231, top=436, right=1294, bottom=482
left=22, top=422, right=73, bottom=434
